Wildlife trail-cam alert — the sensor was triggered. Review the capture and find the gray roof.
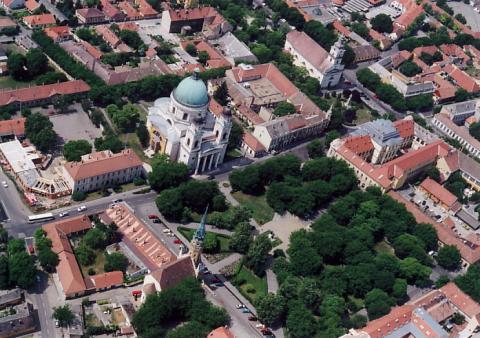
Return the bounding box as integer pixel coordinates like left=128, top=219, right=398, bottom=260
left=457, top=208, right=480, bottom=230
left=404, top=82, right=435, bottom=96
left=384, top=308, right=448, bottom=338
left=443, top=99, right=477, bottom=117
left=0, top=289, right=21, bottom=307
left=353, top=119, right=403, bottom=147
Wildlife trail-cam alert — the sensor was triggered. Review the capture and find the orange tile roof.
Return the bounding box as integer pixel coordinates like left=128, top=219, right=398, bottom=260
left=444, top=64, right=480, bottom=93
left=63, top=149, right=143, bottom=181
left=25, top=0, right=40, bottom=12
left=181, top=40, right=230, bottom=69
left=394, top=5, right=424, bottom=29
left=89, top=271, right=124, bottom=289
left=0, top=18, right=16, bottom=28
left=0, top=80, right=90, bottom=107
left=393, top=118, right=414, bottom=139
left=57, top=251, right=88, bottom=296
left=76, top=7, right=105, bottom=19
left=332, top=20, right=351, bottom=37
left=208, top=327, right=235, bottom=338
left=135, top=0, right=157, bottom=17
left=105, top=204, right=176, bottom=271
left=95, top=25, right=120, bottom=47
left=286, top=31, right=330, bottom=71
left=44, top=26, right=70, bottom=42
left=412, top=45, right=439, bottom=58
left=118, top=22, right=138, bottom=31
left=80, top=40, right=103, bottom=59
left=118, top=1, right=141, bottom=19
left=440, top=282, right=480, bottom=319
left=209, top=97, right=223, bottom=117
left=100, top=0, right=125, bottom=21
left=362, top=305, right=415, bottom=337
left=0, top=118, right=25, bottom=137
left=237, top=104, right=264, bottom=125
left=243, top=132, right=265, bottom=152
left=23, top=14, right=56, bottom=27
left=440, top=44, right=470, bottom=63
left=343, top=135, right=374, bottom=155
left=419, top=177, right=460, bottom=212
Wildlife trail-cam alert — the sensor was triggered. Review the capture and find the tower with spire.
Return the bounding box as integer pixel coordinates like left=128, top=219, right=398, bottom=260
left=190, top=206, right=207, bottom=267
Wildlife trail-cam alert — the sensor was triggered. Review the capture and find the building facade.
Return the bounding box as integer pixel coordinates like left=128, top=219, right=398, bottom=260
left=146, top=69, right=231, bottom=173
left=285, top=31, right=345, bottom=88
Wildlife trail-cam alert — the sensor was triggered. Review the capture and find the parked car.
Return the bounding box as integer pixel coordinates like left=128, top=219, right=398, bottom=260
left=211, top=277, right=221, bottom=283
left=148, top=214, right=159, bottom=219
left=162, top=229, right=171, bottom=233
left=152, top=219, right=161, bottom=224
left=1, top=181, right=7, bottom=188
left=77, top=205, right=87, bottom=212
left=55, top=320, right=59, bottom=327
left=112, top=199, right=122, bottom=204
left=261, top=328, right=272, bottom=335
left=59, top=211, right=69, bottom=218
left=241, top=308, right=250, bottom=313
left=255, top=324, right=265, bottom=329
left=174, top=239, right=182, bottom=244
left=236, top=304, right=245, bottom=309
left=248, top=316, right=257, bottom=321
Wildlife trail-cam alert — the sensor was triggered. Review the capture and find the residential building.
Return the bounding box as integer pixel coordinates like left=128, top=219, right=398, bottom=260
left=43, top=216, right=125, bottom=298
left=161, top=6, right=232, bottom=39
left=432, top=111, right=480, bottom=158
left=439, top=99, right=477, bottom=124
left=75, top=7, right=106, bottom=24
left=0, top=0, right=24, bottom=10
left=146, top=69, right=232, bottom=173
left=44, top=26, right=71, bottom=43
left=25, top=0, right=39, bottom=13
left=181, top=40, right=230, bottom=69
left=0, top=117, right=25, bottom=141
left=0, top=302, right=35, bottom=338
left=208, top=326, right=235, bottom=338
left=135, top=0, right=157, bottom=18
left=118, top=1, right=141, bottom=20
left=0, top=289, right=22, bottom=309
left=352, top=44, right=381, bottom=63
left=285, top=31, right=345, bottom=88
left=100, top=0, right=125, bottom=21
left=0, top=80, right=90, bottom=108
left=212, top=32, right=257, bottom=66
left=241, top=132, right=266, bottom=158
left=0, top=18, right=17, bottom=30
left=444, top=64, right=480, bottom=93
left=95, top=24, right=120, bottom=49
left=23, top=14, right=56, bottom=29
left=62, top=149, right=144, bottom=193
left=418, top=177, right=461, bottom=213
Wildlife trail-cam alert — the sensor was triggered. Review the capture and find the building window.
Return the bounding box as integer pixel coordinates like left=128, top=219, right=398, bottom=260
left=223, top=133, right=227, bottom=140
left=182, top=113, right=188, bottom=120
left=187, top=138, right=191, bottom=146
left=194, top=140, right=199, bottom=148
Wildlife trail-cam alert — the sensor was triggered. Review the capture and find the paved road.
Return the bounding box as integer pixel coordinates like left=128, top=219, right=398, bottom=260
left=38, top=0, right=67, bottom=22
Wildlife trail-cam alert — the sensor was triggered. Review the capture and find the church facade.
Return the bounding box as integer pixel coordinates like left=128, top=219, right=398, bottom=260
left=146, top=69, right=232, bottom=174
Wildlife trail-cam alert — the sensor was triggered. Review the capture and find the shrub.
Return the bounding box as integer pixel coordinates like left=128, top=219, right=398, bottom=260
left=133, top=177, right=145, bottom=186
left=88, top=268, right=96, bottom=275
left=72, top=191, right=86, bottom=201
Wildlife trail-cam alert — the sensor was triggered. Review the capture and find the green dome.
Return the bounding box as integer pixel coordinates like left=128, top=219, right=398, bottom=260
left=173, top=70, right=209, bottom=107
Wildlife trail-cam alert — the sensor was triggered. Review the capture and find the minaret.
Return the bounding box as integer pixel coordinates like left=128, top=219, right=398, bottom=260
left=190, top=206, right=207, bottom=268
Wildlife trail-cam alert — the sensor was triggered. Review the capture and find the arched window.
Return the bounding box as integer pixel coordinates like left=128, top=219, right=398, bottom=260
left=215, top=130, right=219, bottom=138
left=194, top=140, right=199, bottom=148
left=187, top=138, right=191, bottom=146
left=223, top=133, right=227, bottom=140
left=182, top=113, right=188, bottom=120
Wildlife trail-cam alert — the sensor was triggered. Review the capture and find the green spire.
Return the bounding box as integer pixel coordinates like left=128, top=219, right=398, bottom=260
left=194, top=206, right=207, bottom=241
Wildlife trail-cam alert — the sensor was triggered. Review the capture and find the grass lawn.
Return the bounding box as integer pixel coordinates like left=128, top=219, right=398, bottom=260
left=0, top=76, right=36, bottom=90
left=225, top=149, right=243, bottom=161
left=233, top=266, right=267, bottom=303
left=119, top=132, right=150, bottom=164
left=78, top=249, right=106, bottom=277
left=177, top=226, right=231, bottom=252
left=231, top=191, right=274, bottom=225
left=354, top=108, right=373, bottom=125
left=85, top=313, right=102, bottom=327
left=374, top=240, right=395, bottom=255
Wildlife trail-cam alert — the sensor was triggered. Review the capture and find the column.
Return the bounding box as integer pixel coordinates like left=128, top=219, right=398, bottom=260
left=208, top=154, right=214, bottom=171
left=201, top=156, right=207, bottom=172
left=194, top=156, right=201, bottom=175
left=215, top=152, right=221, bottom=168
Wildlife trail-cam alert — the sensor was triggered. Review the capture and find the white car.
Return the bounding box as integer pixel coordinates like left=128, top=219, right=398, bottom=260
left=55, top=320, right=59, bottom=327
left=1, top=181, right=7, bottom=188
left=59, top=211, right=69, bottom=218
left=77, top=205, right=87, bottom=212
left=162, top=229, right=171, bottom=233
left=235, top=304, right=244, bottom=309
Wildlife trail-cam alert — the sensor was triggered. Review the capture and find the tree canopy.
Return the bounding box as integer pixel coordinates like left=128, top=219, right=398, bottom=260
left=63, top=140, right=92, bottom=162
left=371, top=14, right=393, bottom=33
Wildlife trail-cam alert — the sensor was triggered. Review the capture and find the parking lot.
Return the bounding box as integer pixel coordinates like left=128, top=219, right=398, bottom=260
left=449, top=1, right=480, bottom=31
left=50, top=107, right=102, bottom=145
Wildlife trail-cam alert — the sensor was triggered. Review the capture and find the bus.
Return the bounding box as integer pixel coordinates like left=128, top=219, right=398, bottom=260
left=28, top=213, right=54, bottom=223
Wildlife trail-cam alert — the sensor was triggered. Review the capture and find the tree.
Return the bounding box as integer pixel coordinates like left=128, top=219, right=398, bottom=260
left=38, top=248, right=59, bottom=272
left=72, top=191, right=86, bottom=201
left=399, top=61, right=422, bottom=77
left=229, top=165, right=263, bottom=195
left=245, top=233, right=272, bottom=276
left=356, top=68, right=381, bottom=90
left=0, top=255, right=9, bottom=289
left=36, top=71, right=67, bottom=85
left=8, top=239, right=25, bottom=256
left=149, top=155, right=189, bottom=191
left=455, top=88, right=470, bottom=102
left=156, top=188, right=184, bottom=220
left=7, top=53, right=26, bottom=80
left=119, top=30, right=143, bottom=50
left=455, top=13, right=467, bottom=24
left=136, top=122, right=149, bottom=147
left=166, top=321, right=208, bottom=338
left=392, top=278, right=408, bottom=304
left=371, top=14, right=393, bottom=33
left=83, top=228, right=107, bottom=249
left=229, top=222, right=252, bottom=254
left=399, top=257, right=432, bottom=286
left=470, top=122, right=480, bottom=141
left=435, top=275, right=450, bottom=288
left=351, top=22, right=369, bottom=38
left=437, top=245, right=461, bottom=271
left=76, top=244, right=95, bottom=266
left=94, top=134, right=123, bottom=153
left=227, top=121, right=243, bottom=151
left=25, top=48, right=48, bottom=77
left=342, top=44, right=356, bottom=68
left=274, top=102, right=296, bottom=117
left=365, top=288, right=394, bottom=320
left=25, top=113, right=57, bottom=152
left=307, top=139, right=323, bottom=159
left=213, top=81, right=228, bottom=105
left=104, top=252, right=128, bottom=272
left=185, top=44, right=197, bottom=56
left=53, top=305, right=75, bottom=327
left=251, top=43, right=272, bottom=63
left=286, top=301, right=317, bottom=338
left=107, top=103, right=139, bottom=132
left=0, top=226, right=7, bottom=244
left=413, top=222, right=438, bottom=252
left=255, top=293, right=286, bottom=326
left=325, top=130, right=341, bottom=148
left=198, top=51, right=209, bottom=65
left=9, top=252, right=36, bottom=288
left=63, top=140, right=92, bottom=162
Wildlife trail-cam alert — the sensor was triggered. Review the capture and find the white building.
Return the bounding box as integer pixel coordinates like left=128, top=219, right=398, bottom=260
left=62, top=149, right=144, bottom=193
left=146, top=69, right=232, bottom=174
left=285, top=30, right=345, bottom=88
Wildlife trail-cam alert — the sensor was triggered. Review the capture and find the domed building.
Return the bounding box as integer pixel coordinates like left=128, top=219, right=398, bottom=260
left=146, top=69, right=232, bottom=173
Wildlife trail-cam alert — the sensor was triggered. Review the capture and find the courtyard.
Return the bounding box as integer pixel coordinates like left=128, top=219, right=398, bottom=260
left=50, top=106, right=102, bottom=146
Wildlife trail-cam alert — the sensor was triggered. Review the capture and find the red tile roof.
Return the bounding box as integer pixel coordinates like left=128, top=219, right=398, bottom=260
left=118, top=22, right=138, bottom=31
left=25, top=0, right=40, bottom=12
left=0, top=80, right=90, bottom=107
left=444, top=64, right=480, bottom=93
left=209, top=97, right=223, bottom=117
left=81, top=40, right=103, bottom=60
left=76, top=7, right=105, bottom=19
left=63, top=149, right=142, bottom=181
left=0, top=18, right=16, bottom=29
left=23, top=14, right=56, bottom=27
left=181, top=40, right=230, bottom=69
left=0, top=118, right=25, bottom=137
left=89, top=271, right=124, bottom=289
left=394, top=5, right=424, bottom=29
left=440, top=282, right=480, bottom=319
left=118, top=1, right=141, bottom=19
left=208, top=327, right=235, bottom=338
left=343, top=135, right=374, bottom=155
left=362, top=305, right=415, bottom=337
left=243, top=132, right=265, bottom=152
left=440, top=44, right=470, bottom=63
left=393, top=118, right=414, bottom=139
left=95, top=25, right=120, bottom=47
left=135, top=0, right=157, bottom=17
left=332, top=20, right=351, bottom=37
left=149, top=256, right=195, bottom=290
left=419, top=177, right=461, bottom=212
left=100, top=0, right=125, bottom=21
left=44, top=26, right=70, bottom=42
left=286, top=31, right=330, bottom=71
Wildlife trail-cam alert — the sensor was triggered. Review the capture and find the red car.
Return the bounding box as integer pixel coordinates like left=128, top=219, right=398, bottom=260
left=148, top=214, right=158, bottom=219
left=174, top=239, right=182, bottom=244
left=261, top=329, right=272, bottom=335
left=211, top=277, right=221, bottom=283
